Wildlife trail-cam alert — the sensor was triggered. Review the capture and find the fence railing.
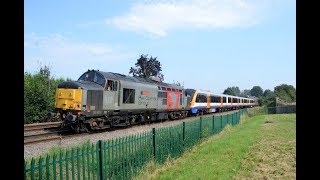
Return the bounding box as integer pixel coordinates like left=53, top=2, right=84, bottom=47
left=24, top=109, right=248, bottom=180
left=265, top=105, right=296, bottom=114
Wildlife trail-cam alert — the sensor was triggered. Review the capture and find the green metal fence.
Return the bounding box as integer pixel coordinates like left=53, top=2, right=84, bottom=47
left=24, top=109, right=248, bottom=180
left=265, top=105, right=296, bottom=114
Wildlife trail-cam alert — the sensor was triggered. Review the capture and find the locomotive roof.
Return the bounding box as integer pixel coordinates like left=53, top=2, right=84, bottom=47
left=84, top=70, right=183, bottom=90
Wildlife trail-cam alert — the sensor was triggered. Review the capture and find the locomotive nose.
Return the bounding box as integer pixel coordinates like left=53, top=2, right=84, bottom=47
left=66, top=114, right=77, bottom=122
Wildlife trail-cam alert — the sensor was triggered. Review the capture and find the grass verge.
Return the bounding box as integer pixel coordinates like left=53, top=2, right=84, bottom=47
left=138, top=114, right=296, bottom=179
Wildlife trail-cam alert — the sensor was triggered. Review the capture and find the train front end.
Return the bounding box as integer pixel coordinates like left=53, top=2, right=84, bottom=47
left=48, top=81, right=86, bottom=132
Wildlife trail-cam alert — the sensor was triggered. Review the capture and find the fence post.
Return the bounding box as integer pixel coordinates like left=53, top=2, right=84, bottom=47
left=98, top=140, right=103, bottom=180
left=212, top=116, right=215, bottom=134
left=152, top=128, right=156, bottom=161
left=24, top=160, right=26, bottom=180
left=199, top=117, right=202, bottom=139
left=227, top=114, right=230, bottom=125
left=183, top=122, right=185, bottom=148
left=220, top=115, right=223, bottom=130
left=231, top=113, right=233, bottom=125
left=237, top=112, right=239, bottom=124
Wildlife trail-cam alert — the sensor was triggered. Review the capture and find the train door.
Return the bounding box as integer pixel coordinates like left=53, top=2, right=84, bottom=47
left=206, top=93, right=210, bottom=109
left=103, top=80, right=119, bottom=110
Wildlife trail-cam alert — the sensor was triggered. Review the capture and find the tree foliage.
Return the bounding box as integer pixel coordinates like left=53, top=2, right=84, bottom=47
left=263, top=89, right=275, bottom=98
left=223, top=86, right=241, bottom=96
left=250, top=86, right=263, bottom=97
left=274, top=84, right=296, bottom=103
left=129, top=54, right=164, bottom=81
left=24, top=65, right=66, bottom=124
left=240, top=89, right=251, bottom=97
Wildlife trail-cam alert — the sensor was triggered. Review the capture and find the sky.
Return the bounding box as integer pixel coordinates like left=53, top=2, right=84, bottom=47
left=24, top=0, right=296, bottom=93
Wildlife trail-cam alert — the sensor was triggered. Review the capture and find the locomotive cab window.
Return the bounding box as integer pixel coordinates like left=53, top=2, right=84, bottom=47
left=196, top=94, right=207, bottom=103
left=123, top=88, right=135, bottom=103
left=106, top=80, right=117, bottom=91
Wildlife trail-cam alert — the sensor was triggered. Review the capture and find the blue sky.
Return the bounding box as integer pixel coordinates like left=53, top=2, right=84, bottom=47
left=24, top=0, right=296, bottom=93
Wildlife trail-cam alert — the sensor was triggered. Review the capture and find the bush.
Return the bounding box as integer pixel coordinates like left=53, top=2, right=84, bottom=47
left=24, top=66, right=67, bottom=124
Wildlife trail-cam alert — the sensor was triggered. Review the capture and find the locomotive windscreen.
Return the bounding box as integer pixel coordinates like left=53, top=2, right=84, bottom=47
left=185, top=89, right=195, bottom=97
left=78, top=71, right=106, bottom=87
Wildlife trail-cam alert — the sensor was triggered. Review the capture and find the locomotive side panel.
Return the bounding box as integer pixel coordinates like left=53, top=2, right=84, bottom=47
left=119, top=80, right=158, bottom=111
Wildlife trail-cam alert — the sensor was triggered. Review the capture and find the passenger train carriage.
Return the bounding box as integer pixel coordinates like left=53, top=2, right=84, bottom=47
left=49, top=69, right=257, bottom=133
left=186, top=89, right=256, bottom=116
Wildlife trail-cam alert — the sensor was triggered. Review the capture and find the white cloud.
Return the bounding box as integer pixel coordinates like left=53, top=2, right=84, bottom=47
left=24, top=33, right=133, bottom=79
left=106, top=0, right=260, bottom=37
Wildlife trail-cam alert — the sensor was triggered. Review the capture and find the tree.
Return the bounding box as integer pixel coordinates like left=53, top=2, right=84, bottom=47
left=129, top=54, right=164, bottom=81
left=223, top=86, right=241, bottom=96
left=263, top=89, right=275, bottom=98
left=24, top=65, right=66, bottom=123
left=274, top=84, right=296, bottom=102
left=250, top=86, right=263, bottom=97
left=240, top=89, right=251, bottom=97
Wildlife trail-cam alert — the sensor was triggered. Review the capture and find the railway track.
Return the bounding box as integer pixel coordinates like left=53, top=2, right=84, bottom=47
left=24, top=109, right=241, bottom=145
left=24, top=122, right=61, bottom=131
left=24, top=130, right=72, bottom=145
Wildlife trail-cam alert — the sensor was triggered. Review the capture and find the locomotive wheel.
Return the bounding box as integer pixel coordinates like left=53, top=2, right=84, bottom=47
left=71, top=124, right=80, bottom=133
left=169, top=112, right=176, bottom=120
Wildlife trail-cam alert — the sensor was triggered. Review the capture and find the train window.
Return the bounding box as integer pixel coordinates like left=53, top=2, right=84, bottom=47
left=172, top=89, right=176, bottom=92
left=185, top=89, right=195, bottom=98
left=158, top=86, right=161, bottom=90
left=123, top=88, right=135, bottom=103
left=78, top=71, right=95, bottom=82
left=161, top=87, right=166, bottom=90
left=79, top=71, right=106, bottom=88
left=106, top=80, right=114, bottom=91
left=228, top=97, right=231, bottom=103
left=94, top=73, right=106, bottom=87
left=158, top=91, right=167, bottom=98
left=167, top=88, right=172, bottom=91
left=179, top=90, right=182, bottom=92
left=196, top=94, right=206, bottom=103
left=180, top=94, right=182, bottom=105
left=114, top=81, right=118, bottom=91
left=223, top=97, right=226, bottom=103
left=214, top=96, right=220, bottom=103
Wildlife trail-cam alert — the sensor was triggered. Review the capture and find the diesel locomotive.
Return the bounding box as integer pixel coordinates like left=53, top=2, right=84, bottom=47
left=48, top=69, right=257, bottom=133
left=48, top=70, right=191, bottom=133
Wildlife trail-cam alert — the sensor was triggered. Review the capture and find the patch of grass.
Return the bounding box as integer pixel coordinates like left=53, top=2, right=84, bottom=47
left=235, top=114, right=296, bottom=179
left=139, top=115, right=264, bottom=179
left=141, top=114, right=296, bottom=179
left=247, top=106, right=266, bottom=117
